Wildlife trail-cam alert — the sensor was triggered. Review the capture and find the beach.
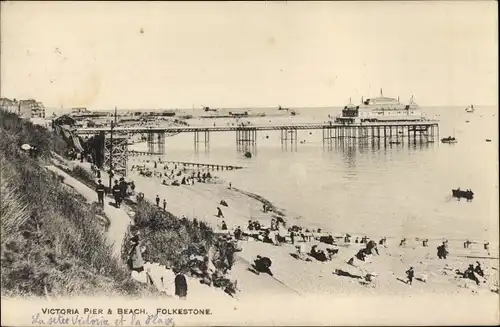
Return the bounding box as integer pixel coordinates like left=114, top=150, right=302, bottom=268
left=98, top=149, right=499, bottom=299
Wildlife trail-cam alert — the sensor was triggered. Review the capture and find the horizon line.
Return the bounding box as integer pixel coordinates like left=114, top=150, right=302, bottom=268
left=42, top=104, right=497, bottom=112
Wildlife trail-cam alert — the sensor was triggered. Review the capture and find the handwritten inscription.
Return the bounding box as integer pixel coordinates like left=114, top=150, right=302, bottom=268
left=32, top=313, right=174, bottom=326
left=32, top=313, right=110, bottom=326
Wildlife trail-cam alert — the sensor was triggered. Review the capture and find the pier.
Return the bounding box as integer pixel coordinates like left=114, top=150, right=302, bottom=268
left=77, top=120, right=439, bottom=153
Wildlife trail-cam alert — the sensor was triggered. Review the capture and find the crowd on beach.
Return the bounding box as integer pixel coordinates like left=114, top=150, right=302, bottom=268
left=81, top=153, right=498, bottom=297
left=209, top=198, right=496, bottom=290
left=130, top=159, right=217, bottom=187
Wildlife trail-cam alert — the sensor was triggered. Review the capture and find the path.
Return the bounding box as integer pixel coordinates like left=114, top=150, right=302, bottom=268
left=45, top=165, right=132, bottom=258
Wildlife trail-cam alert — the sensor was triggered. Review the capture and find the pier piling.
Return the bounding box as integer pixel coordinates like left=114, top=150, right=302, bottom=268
left=236, top=127, right=257, bottom=153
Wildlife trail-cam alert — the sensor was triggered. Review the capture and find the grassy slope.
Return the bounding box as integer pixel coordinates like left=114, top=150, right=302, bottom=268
left=0, top=110, right=147, bottom=297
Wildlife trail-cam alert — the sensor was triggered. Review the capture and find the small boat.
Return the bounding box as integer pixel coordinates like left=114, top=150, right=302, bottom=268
left=452, top=188, right=474, bottom=201
left=465, top=120, right=470, bottom=123
left=244, top=151, right=252, bottom=158
left=485, top=139, right=492, bottom=142
left=441, top=129, right=457, bottom=143
left=389, top=140, right=401, bottom=145
left=465, top=104, right=475, bottom=113
left=441, top=136, right=457, bottom=144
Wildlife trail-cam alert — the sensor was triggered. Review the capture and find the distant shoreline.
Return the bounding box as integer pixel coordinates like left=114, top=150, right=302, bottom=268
left=43, top=104, right=498, bottom=114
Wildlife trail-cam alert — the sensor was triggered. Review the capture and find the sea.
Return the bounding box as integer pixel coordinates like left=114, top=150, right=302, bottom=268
left=131, top=106, right=498, bottom=243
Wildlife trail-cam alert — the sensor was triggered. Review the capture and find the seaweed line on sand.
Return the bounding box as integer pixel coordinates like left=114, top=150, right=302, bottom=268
left=231, top=187, right=297, bottom=222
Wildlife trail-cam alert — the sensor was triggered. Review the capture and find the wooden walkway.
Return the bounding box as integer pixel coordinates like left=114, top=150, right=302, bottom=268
left=130, top=156, right=244, bottom=171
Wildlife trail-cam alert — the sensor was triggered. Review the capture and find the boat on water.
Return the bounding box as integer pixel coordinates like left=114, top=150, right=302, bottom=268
left=333, top=89, right=426, bottom=124
left=278, top=105, right=297, bottom=116
left=389, top=140, right=402, bottom=145
left=441, top=136, right=457, bottom=144
left=452, top=188, right=474, bottom=201
left=244, top=151, right=252, bottom=158
left=485, top=139, right=492, bottom=142
left=465, top=104, right=475, bottom=113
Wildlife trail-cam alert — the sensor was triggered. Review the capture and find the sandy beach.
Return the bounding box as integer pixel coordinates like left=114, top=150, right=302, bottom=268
left=88, top=157, right=499, bottom=299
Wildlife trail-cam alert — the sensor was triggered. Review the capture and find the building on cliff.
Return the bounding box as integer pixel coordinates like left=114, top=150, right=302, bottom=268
left=0, top=97, right=46, bottom=118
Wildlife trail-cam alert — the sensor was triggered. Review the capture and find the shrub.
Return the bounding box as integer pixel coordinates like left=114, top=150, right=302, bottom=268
left=122, top=200, right=238, bottom=295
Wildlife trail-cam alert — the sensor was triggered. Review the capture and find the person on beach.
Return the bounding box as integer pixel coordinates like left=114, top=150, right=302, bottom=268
left=310, top=245, right=329, bottom=262
left=406, top=267, right=415, bottom=285
left=378, top=237, right=387, bottom=246
left=464, top=240, right=471, bottom=248
left=95, top=179, right=106, bottom=206
left=355, top=237, right=359, bottom=244
left=422, top=239, right=428, bottom=247
left=174, top=270, right=188, bottom=300
left=366, top=240, right=379, bottom=255
left=221, top=221, right=228, bottom=230
left=112, top=180, right=122, bottom=208
left=217, top=207, right=224, bottom=218
left=474, top=262, right=484, bottom=277
left=399, top=238, right=407, bottom=247
left=253, top=255, right=273, bottom=276
left=155, top=195, right=160, bottom=206
left=163, top=199, right=167, bottom=211
left=229, top=182, right=232, bottom=189
left=463, top=264, right=480, bottom=285
left=437, top=242, right=448, bottom=259
left=355, top=248, right=367, bottom=261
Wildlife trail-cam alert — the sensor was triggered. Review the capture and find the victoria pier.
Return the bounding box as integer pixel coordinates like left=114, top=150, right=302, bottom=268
left=76, top=120, right=439, bottom=151
left=74, top=121, right=439, bottom=175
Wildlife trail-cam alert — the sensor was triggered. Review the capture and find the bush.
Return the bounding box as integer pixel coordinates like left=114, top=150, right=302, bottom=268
left=122, top=200, right=238, bottom=295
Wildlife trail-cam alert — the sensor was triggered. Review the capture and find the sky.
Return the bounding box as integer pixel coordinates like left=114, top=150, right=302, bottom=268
left=1, top=1, right=498, bottom=110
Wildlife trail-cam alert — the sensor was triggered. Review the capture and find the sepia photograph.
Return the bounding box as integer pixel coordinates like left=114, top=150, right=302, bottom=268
left=1, top=1, right=498, bottom=325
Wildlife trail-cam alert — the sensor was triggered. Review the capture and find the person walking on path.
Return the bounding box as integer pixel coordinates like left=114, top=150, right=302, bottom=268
left=174, top=269, right=188, bottom=300
left=156, top=195, right=160, bottom=207
left=119, top=177, right=128, bottom=200
left=163, top=199, right=167, bottom=211
left=112, top=180, right=122, bottom=208
left=95, top=179, right=106, bottom=206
